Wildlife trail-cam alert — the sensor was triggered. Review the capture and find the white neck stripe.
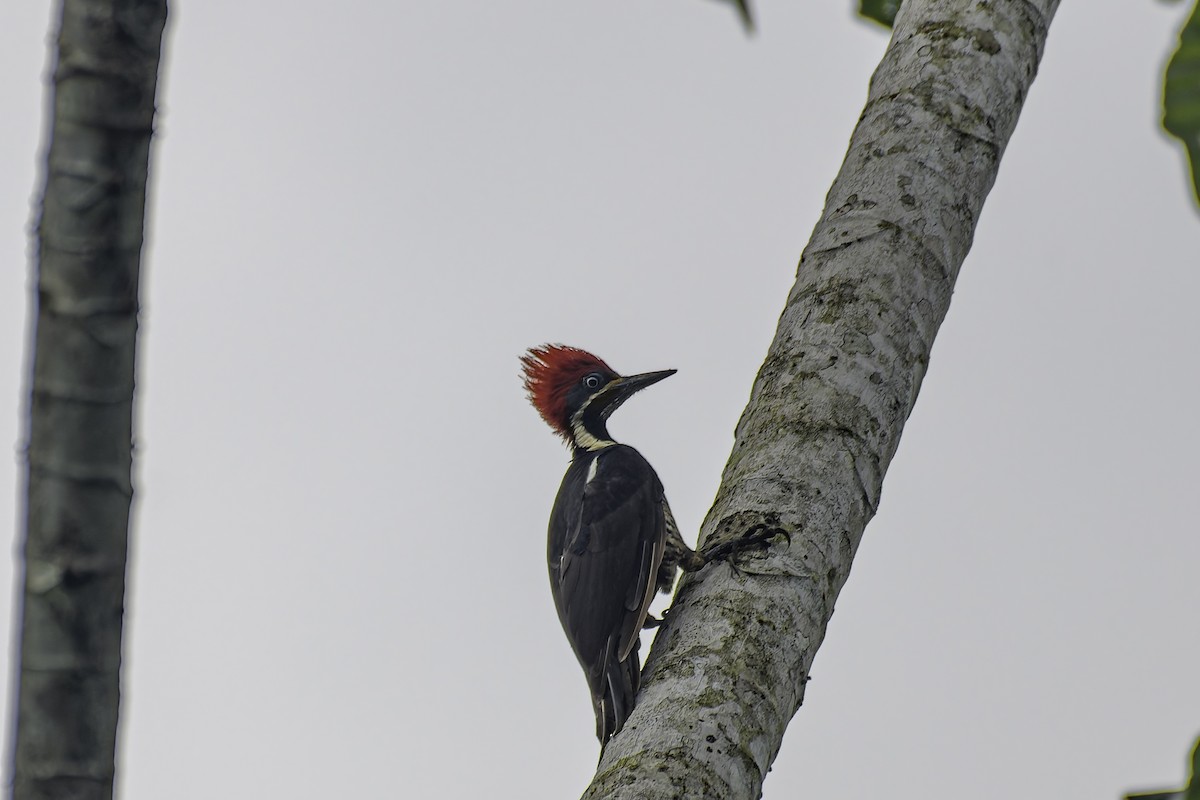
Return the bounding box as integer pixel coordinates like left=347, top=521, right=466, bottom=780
left=571, top=418, right=614, bottom=452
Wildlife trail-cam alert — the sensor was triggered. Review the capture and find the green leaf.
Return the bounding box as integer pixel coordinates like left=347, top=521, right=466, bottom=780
left=1125, top=735, right=1200, bottom=800
left=732, top=0, right=753, bottom=31
left=859, top=0, right=901, bottom=27
left=1163, top=0, right=1200, bottom=210
left=1184, top=733, right=1200, bottom=800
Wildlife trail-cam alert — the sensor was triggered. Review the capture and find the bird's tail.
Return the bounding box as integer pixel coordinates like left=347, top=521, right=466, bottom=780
left=593, top=637, right=641, bottom=748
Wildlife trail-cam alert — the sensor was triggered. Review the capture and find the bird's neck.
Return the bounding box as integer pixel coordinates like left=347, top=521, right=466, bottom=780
left=570, top=414, right=616, bottom=453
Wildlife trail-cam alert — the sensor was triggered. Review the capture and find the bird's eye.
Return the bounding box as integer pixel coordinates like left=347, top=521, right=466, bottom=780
left=583, top=373, right=603, bottom=389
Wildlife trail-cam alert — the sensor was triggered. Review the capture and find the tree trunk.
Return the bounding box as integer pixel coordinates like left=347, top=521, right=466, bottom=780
left=584, top=0, right=1060, bottom=796
left=12, top=2, right=167, bottom=799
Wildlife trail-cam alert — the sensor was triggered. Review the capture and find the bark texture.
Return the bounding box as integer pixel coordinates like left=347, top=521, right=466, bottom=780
left=584, top=0, right=1060, bottom=796
left=12, top=2, right=167, bottom=799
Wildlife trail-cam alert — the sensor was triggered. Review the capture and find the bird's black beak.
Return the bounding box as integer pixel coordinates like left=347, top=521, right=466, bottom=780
left=619, top=369, right=676, bottom=393
left=596, top=369, right=676, bottom=420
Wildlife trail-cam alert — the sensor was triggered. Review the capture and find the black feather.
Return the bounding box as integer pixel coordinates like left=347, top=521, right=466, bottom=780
left=547, top=445, right=666, bottom=743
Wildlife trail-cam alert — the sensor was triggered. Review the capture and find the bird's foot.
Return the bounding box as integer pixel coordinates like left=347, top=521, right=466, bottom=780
left=642, top=613, right=664, bottom=630
left=701, top=523, right=790, bottom=566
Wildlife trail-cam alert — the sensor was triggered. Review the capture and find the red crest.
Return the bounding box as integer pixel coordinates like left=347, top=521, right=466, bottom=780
left=520, top=344, right=614, bottom=439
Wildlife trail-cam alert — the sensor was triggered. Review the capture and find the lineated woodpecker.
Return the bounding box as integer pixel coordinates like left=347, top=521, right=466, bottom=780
left=521, top=344, right=780, bottom=747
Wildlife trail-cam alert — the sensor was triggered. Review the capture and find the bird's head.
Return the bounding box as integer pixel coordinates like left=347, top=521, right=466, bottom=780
left=520, top=344, right=675, bottom=449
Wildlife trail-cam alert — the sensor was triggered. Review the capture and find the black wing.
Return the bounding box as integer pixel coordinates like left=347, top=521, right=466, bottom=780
left=547, top=445, right=666, bottom=743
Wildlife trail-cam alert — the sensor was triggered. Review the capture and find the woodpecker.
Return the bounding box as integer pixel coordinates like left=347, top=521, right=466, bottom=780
left=521, top=344, right=780, bottom=747
left=520, top=344, right=697, bottom=745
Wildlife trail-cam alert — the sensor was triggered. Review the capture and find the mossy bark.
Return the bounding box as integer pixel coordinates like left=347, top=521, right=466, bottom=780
left=584, top=0, right=1060, bottom=797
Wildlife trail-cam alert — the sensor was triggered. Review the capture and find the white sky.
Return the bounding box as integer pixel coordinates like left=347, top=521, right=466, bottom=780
left=1, top=1, right=1198, bottom=798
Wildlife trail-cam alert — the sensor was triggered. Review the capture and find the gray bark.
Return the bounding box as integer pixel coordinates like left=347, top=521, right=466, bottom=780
left=11, top=2, right=167, bottom=799
left=585, top=0, right=1059, bottom=797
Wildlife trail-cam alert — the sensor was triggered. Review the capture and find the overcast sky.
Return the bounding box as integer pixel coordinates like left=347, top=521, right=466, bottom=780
left=2, top=1, right=1198, bottom=798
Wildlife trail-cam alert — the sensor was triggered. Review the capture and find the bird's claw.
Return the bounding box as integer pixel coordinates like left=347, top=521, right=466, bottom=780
left=701, top=523, right=790, bottom=565
left=642, top=613, right=664, bottom=630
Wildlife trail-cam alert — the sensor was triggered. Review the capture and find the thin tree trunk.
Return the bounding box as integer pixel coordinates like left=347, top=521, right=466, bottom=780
left=585, top=0, right=1059, bottom=796
left=12, top=2, right=167, bottom=799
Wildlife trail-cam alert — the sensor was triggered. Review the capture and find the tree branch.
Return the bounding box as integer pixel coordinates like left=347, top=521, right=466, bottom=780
left=584, top=0, right=1060, bottom=796
left=11, top=2, right=167, bottom=799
